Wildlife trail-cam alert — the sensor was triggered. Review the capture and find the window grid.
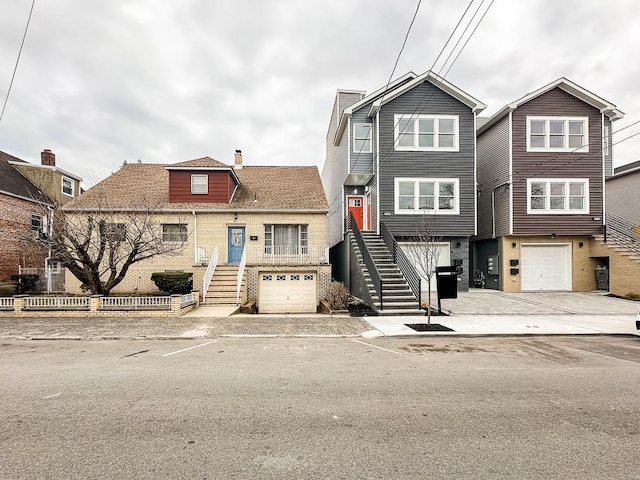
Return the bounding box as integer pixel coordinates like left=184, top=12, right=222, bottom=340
left=395, top=178, right=459, bottom=215
left=191, top=174, right=208, bottom=194
left=62, top=177, right=74, bottom=196
left=353, top=124, right=372, bottom=153
left=528, top=179, right=589, bottom=214
left=394, top=114, right=459, bottom=151
left=162, top=224, right=188, bottom=242
left=527, top=117, right=588, bottom=152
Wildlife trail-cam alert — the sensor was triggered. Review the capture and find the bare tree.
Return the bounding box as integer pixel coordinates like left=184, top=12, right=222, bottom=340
left=34, top=198, right=187, bottom=296
left=402, top=215, right=442, bottom=324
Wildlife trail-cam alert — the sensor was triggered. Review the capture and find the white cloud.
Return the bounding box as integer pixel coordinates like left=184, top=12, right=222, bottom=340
left=0, top=0, right=638, bottom=187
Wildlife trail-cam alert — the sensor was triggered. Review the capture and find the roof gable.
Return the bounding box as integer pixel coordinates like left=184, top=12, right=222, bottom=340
left=0, top=151, right=51, bottom=204
left=367, top=70, right=487, bottom=117
left=334, top=72, right=418, bottom=145
left=478, top=77, right=624, bottom=135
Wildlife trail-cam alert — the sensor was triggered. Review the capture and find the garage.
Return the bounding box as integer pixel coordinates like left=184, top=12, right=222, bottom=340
left=521, top=244, right=572, bottom=291
left=259, top=271, right=317, bottom=313
left=398, top=242, right=450, bottom=294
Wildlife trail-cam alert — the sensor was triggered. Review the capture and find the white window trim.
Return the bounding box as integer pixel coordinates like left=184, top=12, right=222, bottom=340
left=394, top=114, right=459, bottom=152
left=526, top=178, right=590, bottom=214
left=526, top=116, right=589, bottom=153
left=61, top=176, right=75, bottom=197
left=394, top=177, right=460, bottom=215
left=191, top=174, right=208, bottom=194
left=353, top=123, right=372, bottom=154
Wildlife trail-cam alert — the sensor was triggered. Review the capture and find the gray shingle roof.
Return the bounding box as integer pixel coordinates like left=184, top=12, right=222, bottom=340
left=0, top=151, right=51, bottom=204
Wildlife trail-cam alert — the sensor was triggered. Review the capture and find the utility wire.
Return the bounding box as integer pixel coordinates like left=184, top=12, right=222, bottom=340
left=0, top=0, right=36, bottom=125
left=328, top=0, right=487, bottom=218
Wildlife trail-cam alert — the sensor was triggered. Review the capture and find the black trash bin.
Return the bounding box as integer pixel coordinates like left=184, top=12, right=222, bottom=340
left=595, top=266, right=609, bottom=291
left=436, top=266, right=458, bottom=313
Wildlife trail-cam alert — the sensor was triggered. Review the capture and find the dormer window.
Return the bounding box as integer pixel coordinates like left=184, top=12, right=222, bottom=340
left=62, top=176, right=74, bottom=197
left=191, top=174, right=208, bottom=194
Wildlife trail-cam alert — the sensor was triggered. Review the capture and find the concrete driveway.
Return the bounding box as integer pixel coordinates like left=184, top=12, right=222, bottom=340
left=439, top=289, right=640, bottom=316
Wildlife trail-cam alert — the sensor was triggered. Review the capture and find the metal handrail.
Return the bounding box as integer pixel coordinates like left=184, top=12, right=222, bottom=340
left=380, top=222, right=421, bottom=308
left=348, top=212, right=384, bottom=310
left=202, top=246, right=219, bottom=301
left=236, top=246, right=247, bottom=306
left=605, top=212, right=640, bottom=256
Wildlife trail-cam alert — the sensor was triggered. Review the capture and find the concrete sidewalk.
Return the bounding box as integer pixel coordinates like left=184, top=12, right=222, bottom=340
left=363, top=313, right=640, bottom=337
left=0, top=291, right=638, bottom=340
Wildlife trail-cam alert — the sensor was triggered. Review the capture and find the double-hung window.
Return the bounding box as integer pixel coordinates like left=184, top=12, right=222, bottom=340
left=394, top=114, right=459, bottom=151
left=191, top=174, right=208, bottom=194
left=62, top=176, right=74, bottom=197
left=527, top=117, right=589, bottom=152
left=353, top=124, right=372, bottom=153
left=527, top=179, right=589, bottom=214
left=395, top=178, right=459, bottom=214
left=264, top=224, right=308, bottom=255
left=31, top=213, right=44, bottom=232
left=162, top=224, right=188, bottom=242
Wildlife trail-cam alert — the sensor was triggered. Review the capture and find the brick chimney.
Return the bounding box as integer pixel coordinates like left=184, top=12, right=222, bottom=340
left=41, top=149, right=56, bottom=167
left=234, top=149, right=243, bottom=169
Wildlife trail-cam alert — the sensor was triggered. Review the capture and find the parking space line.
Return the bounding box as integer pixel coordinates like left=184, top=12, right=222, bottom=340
left=162, top=340, right=218, bottom=357
left=352, top=339, right=403, bottom=356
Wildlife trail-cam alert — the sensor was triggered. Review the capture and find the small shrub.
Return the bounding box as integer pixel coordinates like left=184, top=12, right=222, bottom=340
left=0, top=282, right=16, bottom=296
left=10, top=274, right=39, bottom=294
left=624, top=292, right=640, bottom=301
left=324, top=281, right=350, bottom=310
left=151, top=272, right=193, bottom=295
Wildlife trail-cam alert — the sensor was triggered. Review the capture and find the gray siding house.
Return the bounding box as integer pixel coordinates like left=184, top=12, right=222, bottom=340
left=321, top=71, right=486, bottom=313
left=475, top=78, right=624, bottom=293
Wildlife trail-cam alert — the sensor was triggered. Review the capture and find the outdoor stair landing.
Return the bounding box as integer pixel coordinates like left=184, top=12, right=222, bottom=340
left=351, top=231, right=423, bottom=316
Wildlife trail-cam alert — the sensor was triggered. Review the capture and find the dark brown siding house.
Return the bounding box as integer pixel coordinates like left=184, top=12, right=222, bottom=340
left=475, top=78, right=624, bottom=292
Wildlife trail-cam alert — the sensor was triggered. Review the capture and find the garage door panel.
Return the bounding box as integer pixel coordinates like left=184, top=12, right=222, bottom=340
left=521, top=245, right=571, bottom=291
left=259, top=272, right=317, bottom=313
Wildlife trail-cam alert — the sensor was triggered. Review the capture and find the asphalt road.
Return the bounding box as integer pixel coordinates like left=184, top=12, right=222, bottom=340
left=2, top=336, right=640, bottom=479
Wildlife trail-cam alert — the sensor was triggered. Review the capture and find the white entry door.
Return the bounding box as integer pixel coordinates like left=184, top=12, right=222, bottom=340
left=521, top=244, right=571, bottom=291
left=259, top=272, right=317, bottom=313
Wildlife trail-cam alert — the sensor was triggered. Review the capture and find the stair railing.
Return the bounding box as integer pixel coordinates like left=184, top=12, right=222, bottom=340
left=605, top=212, right=640, bottom=256
left=380, top=222, right=421, bottom=308
left=236, top=245, right=247, bottom=306
left=348, top=212, right=384, bottom=310
left=201, top=246, right=219, bottom=301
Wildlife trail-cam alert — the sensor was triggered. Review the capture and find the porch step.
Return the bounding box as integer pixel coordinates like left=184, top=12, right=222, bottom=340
left=204, top=264, right=245, bottom=306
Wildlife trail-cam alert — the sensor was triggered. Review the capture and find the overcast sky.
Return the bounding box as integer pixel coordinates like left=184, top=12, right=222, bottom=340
left=1, top=0, right=639, bottom=186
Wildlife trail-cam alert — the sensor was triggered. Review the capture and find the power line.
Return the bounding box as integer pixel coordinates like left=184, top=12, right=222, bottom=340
left=0, top=0, right=36, bottom=125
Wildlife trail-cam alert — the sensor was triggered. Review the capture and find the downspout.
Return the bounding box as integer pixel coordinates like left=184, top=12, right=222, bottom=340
left=491, top=190, right=496, bottom=239
left=192, top=210, right=197, bottom=264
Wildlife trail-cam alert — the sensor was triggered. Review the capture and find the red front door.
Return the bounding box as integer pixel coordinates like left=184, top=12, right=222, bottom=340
left=347, top=196, right=364, bottom=230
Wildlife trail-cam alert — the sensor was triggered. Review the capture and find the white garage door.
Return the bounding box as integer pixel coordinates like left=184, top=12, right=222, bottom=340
left=398, top=242, right=450, bottom=294
left=521, top=244, right=571, bottom=291
left=259, top=272, right=317, bottom=313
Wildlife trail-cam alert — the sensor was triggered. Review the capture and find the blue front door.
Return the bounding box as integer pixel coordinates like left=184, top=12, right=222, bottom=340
left=228, top=226, right=245, bottom=264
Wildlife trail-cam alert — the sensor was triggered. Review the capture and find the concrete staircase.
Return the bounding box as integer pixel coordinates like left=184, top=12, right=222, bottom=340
left=351, top=232, right=423, bottom=316
left=203, top=264, right=244, bottom=306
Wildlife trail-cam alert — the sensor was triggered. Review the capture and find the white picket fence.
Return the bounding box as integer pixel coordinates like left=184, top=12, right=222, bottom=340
left=100, top=296, right=171, bottom=310
left=0, top=297, right=15, bottom=309
left=23, top=296, right=90, bottom=310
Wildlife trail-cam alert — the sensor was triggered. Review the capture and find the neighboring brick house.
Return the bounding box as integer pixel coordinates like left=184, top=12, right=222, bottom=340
left=0, top=149, right=82, bottom=289
left=474, top=78, right=624, bottom=292
left=62, top=151, right=331, bottom=313
left=321, top=71, right=486, bottom=313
